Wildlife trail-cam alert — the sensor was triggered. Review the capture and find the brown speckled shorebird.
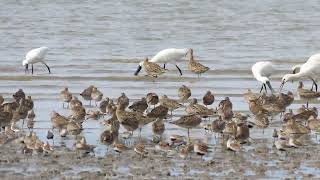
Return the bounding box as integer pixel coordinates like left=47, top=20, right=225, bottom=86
left=129, top=97, right=148, bottom=113
left=13, top=89, right=25, bottom=103
left=102, top=113, right=120, bottom=133
left=113, top=141, right=130, bottom=154
left=100, top=128, right=118, bottom=147
left=80, top=85, right=94, bottom=106
left=116, top=103, right=139, bottom=135
left=106, top=100, right=116, bottom=116
left=27, top=110, right=35, bottom=131
left=134, top=143, right=148, bottom=158
left=70, top=103, right=86, bottom=123
left=75, top=137, right=95, bottom=153
left=178, top=85, right=191, bottom=104
left=146, top=93, right=159, bottom=108
left=99, top=97, right=109, bottom=114
left=91, top=87, right=103, bottom=106
left=60, top=87, right=72, bottom=108
left=142, top=57, right=167, bottom=78
left=282, top=119, right=310, bottom=135
left=203, top=90, right=215, bottom=107
left=69, top=96, right=82, bottom=110
left=152, top=118, right=165, bottom=140
left=66, top=120, right=82, bottom=135
left=117, top=93, right=129, bottom=109
left=254, top=114, right=269, bottom=133
left=292, top=107, right=317, bottom=123
left=147, top=105, right=169, bottom=119
left=227, top=137, right=241, bottom=152
left=188, top=49, right=209, bottom=77
left=171, top=114, right=201, bottom=141
left=307, top=116, right=320, bottom=132
left=248, top=99, right=268, bottom=116
left=235, top=122, right=250, bottom=144
left=185, top=98, right=215, bottom=118
left=50, top=111, right=69, bottom=130
left=208, top=117, right=225, bottom=137
left=298, top=82, right=320, bottom=108
left=160, top=95, right=182, bottom=116
left=86, top=110, right=103, bottom=120
left=0, top=105, right=13, bottom=130
left=24, top=96, right=34, bottom=111
left=218, top=97, right=233, bottom=121
left=194, top=142, right=208, bottom=159
left=243, top=89, right=260, bottom=103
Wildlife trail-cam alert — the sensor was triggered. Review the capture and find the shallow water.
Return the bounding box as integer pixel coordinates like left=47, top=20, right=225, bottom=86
left=1, top=0, right=320, bottom=178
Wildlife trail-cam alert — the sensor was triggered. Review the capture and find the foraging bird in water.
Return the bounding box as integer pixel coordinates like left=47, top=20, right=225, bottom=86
left=280, top=53, right=320, bottom=92
left=134, top=48, right=190, bottom=76
left=251, top=61, right=275, bottom=93
left=140, top=57, right=167, bottom=78
left=22, top=46, right=51, bottom=74
left=203, top=90, right=215, bottom=107
left=188, top=49, right=210, bottom=77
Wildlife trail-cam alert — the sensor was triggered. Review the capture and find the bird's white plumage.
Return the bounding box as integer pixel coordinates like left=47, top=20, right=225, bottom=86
left=252, top=61, right=275, bottom=83
left=282, top=53, right=320, bottom=83
left=23, top=46, right=49, bottom=66
left=149, top=48, right=189, bottom=64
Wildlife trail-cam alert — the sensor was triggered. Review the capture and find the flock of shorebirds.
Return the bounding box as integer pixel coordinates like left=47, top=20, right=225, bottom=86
left=1, top=47, right=320, bottom=159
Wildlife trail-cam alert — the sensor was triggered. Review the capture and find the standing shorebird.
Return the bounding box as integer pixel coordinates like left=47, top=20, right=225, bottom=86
left=178, top=85, right=191, bottom=104
left=117, top=93, right=129, bottom=109
left=203, top=90, right=215, bottom=107
left=134, top=48, right=190, bottom=76
left=99, top=97, right=109, bottom=114
left=140, top=57, right=167, bottom=78
left=297, top=82, right=320, bottom=108
left=188, top=49, right=209, bottom=77
left=60, top=87, right=72, bottom=108
left=80, top=85, right=94, bottom=106
left=159, top=95, right=182, bottom=116
left=116, top=103, right=139, bottom=136
left=152, top=118, right=165, bottom=140
left=70, top=96, right=82, bottom=110
left=252, top=61, right=275, bottom=93
left=91, top=87, right=103, bottom=106
left=22, top=46, right=51, bottom=74
left=129, top=97, right=148, bottom=113
left=146, top=93, right=159, bottom=108
left=171, top=114, right=202, bottom=142
left=280, top=53, right=320, bottom=92
left=13, top=89, right=25, bottom=103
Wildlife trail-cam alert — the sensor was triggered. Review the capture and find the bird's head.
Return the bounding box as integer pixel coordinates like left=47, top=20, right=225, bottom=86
left=280, top=74, right=295, bottom=92
left=134, top=58, right=147, bottom=76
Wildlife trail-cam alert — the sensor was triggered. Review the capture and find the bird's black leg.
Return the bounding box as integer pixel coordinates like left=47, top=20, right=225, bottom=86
left=311, top=83, right=314, bottom=91
left=43, top=63, right=51, bottom=74
left=175, top=65, right=182, bottom=76
left=31, top=64, right=34, bottom=74
left=259, top=85, right=264, bottom=93
left=264, top=84, right=268, bottom=93
left=311, top=79, right=318, bottom=92
left=163, top=64, right=166, bottom=69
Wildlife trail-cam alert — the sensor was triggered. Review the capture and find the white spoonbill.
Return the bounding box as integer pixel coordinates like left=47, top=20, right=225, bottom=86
left=252, top=61, right=275, bottom=93
left=134, top=48, right=191, bottom=76
left=280, top=53, right=320, bottom=92
left=22, top=46, right=51, bottom=74
left=291, top=63, right=317, bottom=91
